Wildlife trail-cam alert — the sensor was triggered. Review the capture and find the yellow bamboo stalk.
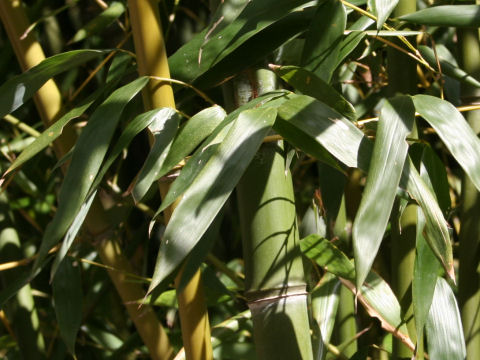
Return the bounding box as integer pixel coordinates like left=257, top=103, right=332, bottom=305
left=127, top=1, right=213, bottom=359
left=0, top=2, right=174, bottom=359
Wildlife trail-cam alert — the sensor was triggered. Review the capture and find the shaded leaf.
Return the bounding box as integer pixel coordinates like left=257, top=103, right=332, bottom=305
left=169, top=0, right=314, bottom=85
left=131, top=108, right=181, bottom=203
left=399, top=5, right=480, bottom=27
left=273, top=65, right=356, bottom=120
left=51, top=190, right=96, bottom=279
left=148, top=106, right=277, bottom=293
left=353, top=96, right=414, bottom=289
left=301, top=0, right=346, bottom=83
left=419, top=45, right=480, bottom=89
left=413, top=94, right=480, bottom=193
left=33, top=77, right=149, bottom=270
left=52, top=257, right=82, bottom=356
left=0, top=50, right=107, bottom=118
left=368, top=0, right=399, bottom=30
left=426, top=277, right=467, bottom=360
left=69, top=2, right=125, bottom=44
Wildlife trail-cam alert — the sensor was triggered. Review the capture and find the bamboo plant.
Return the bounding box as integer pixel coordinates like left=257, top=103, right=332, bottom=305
left=0, top=1, right=479, bottom=359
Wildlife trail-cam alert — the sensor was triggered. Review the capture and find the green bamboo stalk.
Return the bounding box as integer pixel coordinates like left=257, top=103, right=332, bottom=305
left=387, top=1, right=418, bottom=358
left=336, top=285, right=357, bottom=358
left=0, top=3, right=174, bottom=359
left=236, top=69, right=314, bottom=360
left=127, top=1, right=213, bottom=359
left=457, top=23, right=480, bottom=360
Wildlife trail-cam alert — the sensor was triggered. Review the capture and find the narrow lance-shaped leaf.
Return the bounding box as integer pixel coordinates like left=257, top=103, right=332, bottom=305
left=272, top=65, right=356, bottom=120
left=368, top=0, right=399, bottom=30
left=353, top=96, right=414, bottom=289
left=69, top=1, right=126, bottom=44
left=399, top=5, right=480, bottom=27
left=169, top=0, right=313, bottom=84
left=85, top=108, right=174, bottom=201
left=148, top=106, right=278, bottom=294
left=50, top=190, right=97, bottom=280
left=131, top=108, right=180, bottom=203
left=426, top=277, right=467, bottom=360
left=154, top=91, right=288, bottom=219
left=413, top=94, right=480, bottom=193
left=0, top=50, right=107, bottom=118
left=52, top=257, right=83, bottom=357
left=3, top=84, right=106, bottom=176
left=301, top=235, right=414, bottom=350
left=276, top=94, right=454, bottom=283
left=418, top=45, right=480, bottom=89
left=33, top=77, right=149, bottom=270
left=311, top=273, right=341, bottom=360
left=301, top=0, right=346, bottom=83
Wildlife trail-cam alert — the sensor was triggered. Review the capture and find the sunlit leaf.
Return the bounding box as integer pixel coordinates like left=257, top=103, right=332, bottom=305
left=353, top=96, right=414, bottom=289
left=33, top=77, right=149, bottom=270
left=413, top=95, right=480, bottom=193
left=148, top=106, right=278, bottom=293
left=131, top=108, right=180, bottom=203
left=400, top=5, right=480, bottom=27
left=273, top=65, right=356, bottom=120
left=426, top=277, right=467, bottom=360
left=301, top=0, right=346, bottom=83
left=0, top=50, right=107, bottom=118
left=368, top=0, right=399, bottom=30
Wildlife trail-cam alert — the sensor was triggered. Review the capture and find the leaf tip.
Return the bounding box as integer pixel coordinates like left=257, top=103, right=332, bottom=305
left=268, top=63, right=281, bottom=71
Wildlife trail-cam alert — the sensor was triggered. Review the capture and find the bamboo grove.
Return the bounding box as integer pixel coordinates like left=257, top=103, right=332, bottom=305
left=0, top=0, right=479, bottom=359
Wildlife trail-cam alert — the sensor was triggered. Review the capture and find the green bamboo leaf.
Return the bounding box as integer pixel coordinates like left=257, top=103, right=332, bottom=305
left=426, top=277, right=467, bottom=360
left=276, top=94, right=371, bottom=170
left=301, top=235, right=414, bottom=350
left=334, top=16, right=374, bottom=70
left=404, top=159, right=455, bottom=282
left=0, top=50, right=107, bottom=118
left=50, top=191, right=96, bottom=280
left=154, top=91, right=288, bottom=218
left=301, top=0, right=346, bottom=83
left=52, top=257, right=83, bottom=356
left=272, top=65, right=356, bottom=120
left=143, top=105, right=226, bottom=196
left=69, top=1, right=125, bottom=44
left=368, top=0, right=399, bottom=30
left=169, top=0, right=313, bottom=85
left=418, top=45, right=480, bottom=89
left=3, top=85, right=104, bottom=176
left=90, top=108, right=171, bottom=196
left=278, top=94, right=454, bottom=282
left=131, top=109, right=181, bottom=203
left=311, top=273, right=341, bottom=360
left=413, top=229, right=440, bottom=348
left=353, top=96, right=414, bottom=289
left=148, top=106, right=278, bottom=293
left=194, top=8, right=316, bottom=89
left=300, top=235, right=355, bottom=281
left=413, top=94, right=480, bottom=193
left=33, top=77, right=149, bottom=270
left=399, top=5, right=480, bottom=27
